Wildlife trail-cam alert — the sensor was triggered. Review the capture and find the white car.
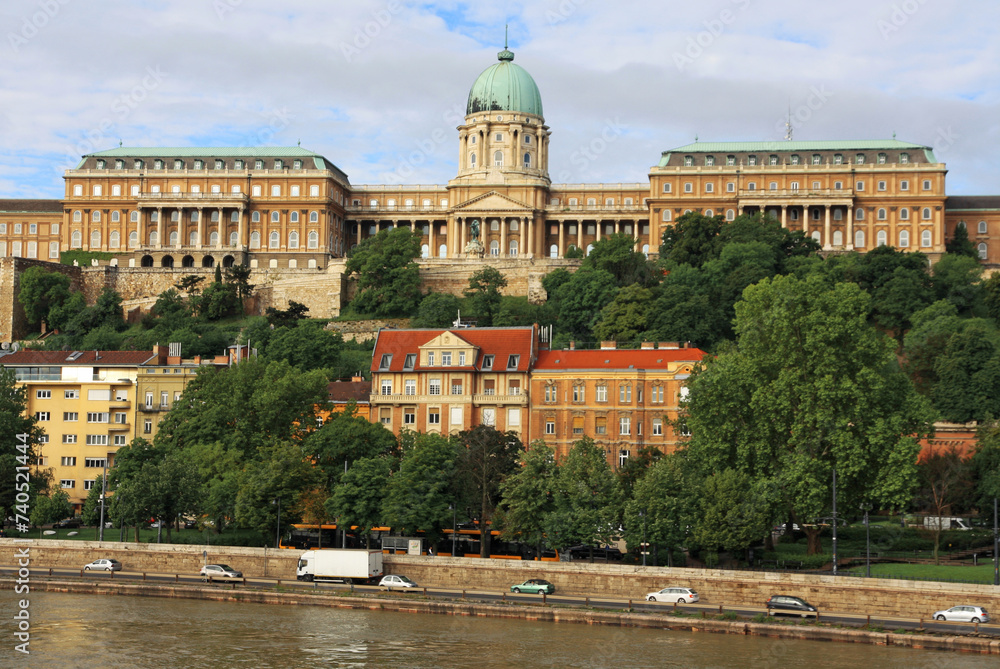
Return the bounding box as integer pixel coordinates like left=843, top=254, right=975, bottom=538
left=646, top=586, right=699, bottom=603
left=379, top=574, right=418, bottom=591
left=933, top=605, right=990, bottom=623
left=83, top=558, right=122, bottom=572
left=200, top=564, right=243, bottom=581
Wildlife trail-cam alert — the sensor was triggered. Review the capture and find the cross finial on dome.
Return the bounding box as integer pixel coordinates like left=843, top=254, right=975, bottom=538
left=498, top=24, right=514, bottom=61
left=505, top=24, right=508, bottom=50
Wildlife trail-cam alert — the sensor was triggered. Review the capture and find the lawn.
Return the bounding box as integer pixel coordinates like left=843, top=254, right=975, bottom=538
left=843, top=561, right=998, bottom=584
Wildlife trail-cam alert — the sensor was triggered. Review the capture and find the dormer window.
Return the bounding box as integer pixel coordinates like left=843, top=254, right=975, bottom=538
left=769, top=155, right=778, bottom=165
left=705, top=155, right=715, bottom=166
left=507, top=354, right=519, bottom=370
left=877, top=153, right=887, bottom=164
left=855, top=153, right=865, bottom=165
left=214, top=159, right=224, bottom=169
left=790, top=154, right=800, bottom=165
left=684, top=155, right=693, bottom=166
left=154, top=159, right=163, bottom=170
left=427, top=352, right=435, bottom=366
left=748, top=155, right=757, bottom=166
left=403, top=353, right=416, bottom=370
left=833, top=154, right=843, bottom=164
left=482, top=355, right=494, bottom=370
left=134, top=159, right=143, bottom=169
left=194, top=159, right=203, bottom=169
left=96, top=159, right=106, bottom=169
left=378, top=354, right=392, bottom=370
left=726, top=155, right=735, bottom=166
left=115, top=160, right=124, bottom=169
left=442, top=351, right=452, bottom=366
left=174, top=159, right=183, bottom=169
left=293, top=159, right=302, bottom=169
left=235, top=159, right=244, bottom=170
left=255, top=159, right=263, bottom=169
left=275, top=159, right=283, bottom=169
left=900, top=152, right=909, bottom=164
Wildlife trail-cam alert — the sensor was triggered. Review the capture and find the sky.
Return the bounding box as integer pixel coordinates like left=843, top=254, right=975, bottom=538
left=1, top=0, right=998, bottom=198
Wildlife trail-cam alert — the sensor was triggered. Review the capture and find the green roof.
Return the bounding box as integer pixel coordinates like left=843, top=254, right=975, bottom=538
left=85, top=146, right=325, bottom=158
left=467, top=49, right=543, bottom=117
left=664, top=139, right=931, bottom=153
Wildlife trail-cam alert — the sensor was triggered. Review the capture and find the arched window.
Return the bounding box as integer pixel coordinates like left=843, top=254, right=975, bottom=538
left=978, top=242, right=988, bottom=260
left=833, top=209, right=843, bottom=221
left=269, top=231, right=279, bottom=248
left=91, top=230, right=101, bottom=247
left=309, top=211, right=318, bottom=223
left=71, top=231, right=82, bottom=248
left=149, top=230, right=159, bottom=245
left=439, top=244, right=447, bottom=258
left=250, top=231, right=261, bottom=249
left=288, top=231, right=299, bottom=249
left=877, top=230, right=887, bottom=246
left=489, top=240, right=499, bottom=256
left=494, top=151, right=503, bottom=167
left=899, top=230, right=910, bottom=248
left=855, top=208, right=864, bottom=221
left=854, top=229, right=865, bottom=248
left=642, top=244, right=649, bottom=255
left=73, top=210, right=81, bottom=222
left=509, top=240, right=518, bottom=257
left=726, top=209, right=735, bottom=221
left=209, top=231, right=219, bottom=246
left=92, top=211, right=101, bottom=222
left=979, top=220, right=988, bottom=234
left=169, top=231, right=178, bottom=246
left=190, top=231, right=199, bottom=246
left=705, top=209, right=713, bottom=217
left=470, top=153, right=476, bottom=167
left=230, top=231, right=238, bottom=246
left=586, top=243, right=594, bottom=256
left=523, top=152, right=531, bottom=168
left=128, top=231, right=138, bottom=248
left=271, top=211, right=279, bottom=223
left=811, top=230, right=821, bottom=244
left=171, top=211, right=180, bottom=222
left=922, top=207, right=932, bottom=220
left=833, top=230, right=843, bottom=246
left=900, top=208, right=909, bottom=221
left=921, top=230, right=932, bottom=248
left=877, top=208, right=886, bottom=220
left=109, top=231, right=120, bottom=249
left=421, top=244, right=429, bottom=259
left=130, top=210, right=139, bottom=222
left=510, top=220, right=519, bottom=232
left=308, top=231, right=318, bottom=249
left=549, top=244, right=558, bottom=258
left=211, top=211, right=219, bottom=222
left=490, top=219, right=500, bottom=232
left=662, top=210, right=671, bottom=222
left=252, top=211, right=260, bottom=223
left=290, top=211, right=299, bottom=223
left=111, top=210, right=120, bottom=223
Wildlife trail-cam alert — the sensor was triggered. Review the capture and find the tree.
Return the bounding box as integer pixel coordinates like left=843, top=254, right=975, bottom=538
left=583, top=233, right=655, bottom=287
left=265, top=300, right=310, bottom=328
left=413, top=292, right=463, bottom=328
left=304, top=401, right=398, bottom=487
left=175, top=274, right=205, bottom=295
left=659, top=212, right=725, bottom=269
left=0, top=369, right=46, bottom=526
left=553, top=267, right=618, bottom=342
left=498, top=440, right=558, bottom=553
left=971, top=423, right=1000, bottom=527
left=326, top=455, right=394, bottom=547
left=454, top=425, right=522, bottom=557
left=196, top=280, right=241, bottom=320
left=691, top=469, right=774, bottom=564
left=234, top=441, right=320, bottom=543
left=464, top=267, right=507, bottom=327
left=622, top=453, right=693, bottom=567
left=544, top=437, right=620, bottom=557
left=930, top=321, right=1000, bottom=423
left=946, top=223, right=977, bottom=258
left=984, top=272, right=1000, bottom=322
left=30, top=489, right=73, bottom=527
left=917, top=446, right=973, bottom=564
left=81, top=474, right=107, bottom=531
left=265, top=321, right=345, bottom=372
left=225, top=264, right=255, bottom=301
left=345, top=227, right=423, bottom=317
left=382, top=432, right=457, bottom=541
left=592, top=284, right=654, bottom=344
left=931, top=254, right=984, bottom=316
left=683, top=274, right=933, bottom=555
left=17, top=266, right=72, bottom=331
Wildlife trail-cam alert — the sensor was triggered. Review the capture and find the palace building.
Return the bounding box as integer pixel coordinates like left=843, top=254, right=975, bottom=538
left=1, top=44, right=999, bottom=334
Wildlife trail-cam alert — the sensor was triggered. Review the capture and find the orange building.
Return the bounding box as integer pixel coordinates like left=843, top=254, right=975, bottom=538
left=528, top=342, right=706, bottom=466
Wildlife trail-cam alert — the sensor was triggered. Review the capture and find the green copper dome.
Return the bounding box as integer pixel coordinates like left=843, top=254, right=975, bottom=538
left=466, top=48, right=543, bottom=117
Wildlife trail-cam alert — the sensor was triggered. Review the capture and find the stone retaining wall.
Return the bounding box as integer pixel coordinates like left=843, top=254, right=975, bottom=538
left=3, top=540, right=998, bottom=622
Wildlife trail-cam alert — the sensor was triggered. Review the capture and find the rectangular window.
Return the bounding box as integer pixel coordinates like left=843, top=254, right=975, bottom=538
left=85, top=435, right=108, bottom=445
left=379, top=354, right=392, bottom=370
left=84, top=458, right=107, bottom=468
left=310, top=185, right=320, bottom=196
left=427, top=352, right=435, bottom=366
left=619, top=416, right=631, bottom=435
left=442, top=352, right=452, bottom=366
left=482, top=355, right=494, bottom=370
left=705, top=183, right=714, bottom=193
left=271, top=185, right=281, bottom=196
left=545, top=420, right=555, bottom=435
left=34, top=411, right=50, bottom=421
left=451, top=407, right=463, bottom=424
left=380, top=380, right=392, bottom=395
left=572, top=385, right=583, bottom=402
left=596, top=385, right=607, bottom=402
left=545, top=386, right=556, bottom=402
left=726, top=182, right=735, bottom=193
left=506, top=355, right=519, bottom=370
left=38, top=435, right=48, bottom=444
left=900, top=180, right=909, bottom=191
left=36, top=389, right=51, bottom=399
left=923, top=179, right=932, bottom=190
left=404, top=409, right=415, bottom=425
left=507, top=379, right=521, bottom=395
left=572, top=416, right=584, bottom=435
left=856, top=181, right=864, bottom=191
left=87, top=412, right=109, bottom=423
left=404, top=379, right=416, bottom=396
left=144, top=420, right=152, bottom=434
left=290, top=185, right=301, bottom=197
left=451, top=381, right=463, bottom=395
left=458, top=351, right=466, bottom=366
left=62, top=434, right=77, bottom=444
left=619, top=386, right=632, bottom=403
left=379, top=408, right=391, bottom=425
left=595, top=417, right=607, bottom=435
left=61, top=456, right=76, bottom=466
left=684, top=183, right=693, bottom=193
left=403, top=353, right=416, bottom=370
left=653, top=418, right=663, bottom=435
left=114, top=412, right=127, bottom=424
left=64, top=390, right=79, bottom=399
left=428, top=409, right=441, bottom=425
left=114, top=435, right=127, bottom=445
left=60, top=480, right=75, bottom=489
left=483, top=379, right=495, bottom=396
left=63, top=412, right=78, bottom=422
left=429, top=378, right=441, bottom=395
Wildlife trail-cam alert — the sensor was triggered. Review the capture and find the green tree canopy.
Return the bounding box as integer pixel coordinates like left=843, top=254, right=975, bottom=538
left=265, top=320, right=345, bottom=372
left=543, top=437, right=620, bottom=554
left=304, top=401, right=398, bottom=487
left=622, top=453, right=693, bottom=566
left=326, top=455, right=395, bottom=547
left=382, top=432, right=458, bottom=541
left=582, top=233, right=656, bottom=287
left=464, top=266, right=507, bottom=327
left=498, top=440, right=558, bottom=551
left=592, top=284, right=654, bottom=343
left=454, top=425, right=522, bottom=556
left=413, top=292, right=463, bottom=328
left=945, top=223, right=978, bottom=258
left=345, top=227, right=423, bottom=317
left=17, top=266, right=73, bottom=330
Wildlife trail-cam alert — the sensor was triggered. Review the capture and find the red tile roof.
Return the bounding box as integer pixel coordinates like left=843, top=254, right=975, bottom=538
left=533, top=347, right=707, bottom=371
left=0, top=350, right=156, bottom=366
left=327, top=380, right=371, bottom=403
left=371, top=327, right=536, bottom=373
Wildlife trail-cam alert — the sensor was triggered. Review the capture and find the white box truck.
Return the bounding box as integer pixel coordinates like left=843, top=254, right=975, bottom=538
left=296, top=549, right=383, bottom=583
left=923, top=516, right=972, bottom=531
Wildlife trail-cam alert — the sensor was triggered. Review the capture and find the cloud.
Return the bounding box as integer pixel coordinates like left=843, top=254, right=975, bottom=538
left=0, top=0, right=998, bottom=196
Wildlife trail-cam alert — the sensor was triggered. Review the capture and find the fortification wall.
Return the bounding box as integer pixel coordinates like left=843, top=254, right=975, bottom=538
left=0, top=258, right=82, bottom=342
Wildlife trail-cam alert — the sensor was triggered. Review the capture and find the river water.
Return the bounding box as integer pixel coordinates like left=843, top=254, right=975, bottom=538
left=0, top=591, right=995, bottom=668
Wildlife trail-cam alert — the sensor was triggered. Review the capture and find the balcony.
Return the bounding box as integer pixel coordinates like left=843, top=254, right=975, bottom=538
left=473, top=393, right=528, bottom=405
left=138, top=403, right=167, bottom=412
left=738, top=188, right=854, bottom=199
left=136, top=192, right=248, bottom=206
left=108, top=423, right=131, bottom=431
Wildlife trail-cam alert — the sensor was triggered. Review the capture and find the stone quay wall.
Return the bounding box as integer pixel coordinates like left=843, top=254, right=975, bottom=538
left=4, top=539, right=998, bottom=622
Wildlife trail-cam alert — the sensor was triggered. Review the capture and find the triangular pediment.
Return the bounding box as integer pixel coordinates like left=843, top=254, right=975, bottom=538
left=421, top=331, right=475, bottom=350
left=453, top=191, right=532, bottom=212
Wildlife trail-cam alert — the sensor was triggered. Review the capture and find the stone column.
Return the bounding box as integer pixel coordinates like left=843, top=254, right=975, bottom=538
left=137, top=208, right=145, bottom=249
left=576, top=221, right=582, bottom=252
left=460, top=217, right=467, bottom=254
left=217, top=208, right=225, bottom=249
left=501, top=218, right=507, bottom=257
left=823, top=205, right=831, bottom=249
left=802, top=207, right=808, bottom=233
left=237, top=208, right=245, bottom=249
left=781, top=205, right=787, bottom=229
left=155, top=207, right=163, bottom=249
left=527, top=216, right=534, bottom=257
left=596, top=220, right=602, bottom=242
left=356, top=219, right=362, bottom=246
left=614, top=220, right=620, bottom=235
left=429, top=221, right=435, bottom=258
left=518, top=217, right=525, bottom=258
left=557, top=221, right=564, bottom=258
left=845, top=206, right=854, bottom=250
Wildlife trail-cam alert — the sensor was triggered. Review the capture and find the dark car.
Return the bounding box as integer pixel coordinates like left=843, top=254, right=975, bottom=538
left=55, top=518, right=81, bottom=529
left=567, top=545, right=624, bottom=561
left=766, top=595, right=818, bottom=617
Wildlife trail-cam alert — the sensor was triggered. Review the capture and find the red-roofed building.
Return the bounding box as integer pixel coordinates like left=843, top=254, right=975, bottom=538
left=370, top=326, right=538, bottom=437
left=530, top=341, right=707, bottom=465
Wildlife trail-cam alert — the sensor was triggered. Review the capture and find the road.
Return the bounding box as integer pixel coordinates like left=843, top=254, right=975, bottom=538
left=4, top=566, right=996, bottom=638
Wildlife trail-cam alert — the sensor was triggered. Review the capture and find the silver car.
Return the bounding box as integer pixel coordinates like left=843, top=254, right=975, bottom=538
left=933, top=605, right=990, bottom=623
left=83, top=558, right=122, bottom=572
left=379, top=574, right=418, bottom=591
left=646, top=586, right=699, bottom=603
left=200, top=564, right=243, bottom=581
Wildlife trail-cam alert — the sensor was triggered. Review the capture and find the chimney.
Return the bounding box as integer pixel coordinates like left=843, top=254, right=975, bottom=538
left=600, top=341, right=617, bottom=350
left=640, top=342, right=655, bottom=350
left=352, top=375, right=364, bottom=382
left=569, top=341, right=575, bottom=350
left=658, top=342, right=680, bottom=350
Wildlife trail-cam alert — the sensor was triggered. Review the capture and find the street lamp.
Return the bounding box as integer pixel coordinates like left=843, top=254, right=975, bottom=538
left=994, top=497, right=998, bottom=587
left=861, top=502, right=872, bottom=578
left=831, top=467, right=838, bottom=576
left=639, top=510, right=647, bottom=567
left=273, top=497, right=281, bottom=550
left=450, top=503, right=457, bottom=557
